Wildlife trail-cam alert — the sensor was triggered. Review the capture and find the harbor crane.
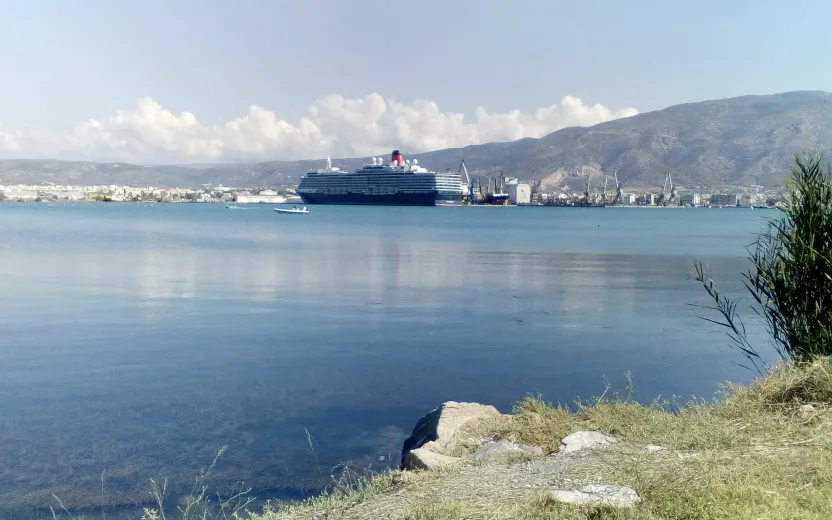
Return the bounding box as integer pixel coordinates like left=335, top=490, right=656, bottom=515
left=658, top=172, right=669, bottom=206
left=584, top=172, right=592, bottom=206
left=531, top=180, right=542, bottom=204
left=657, top=171, right=677, bottom=206
left=458, top=159, right=474, bottom=203
left=668, top=172, right=678, bottom=205
left=613, top=170, right=622, bottom=205
left=602, top=175, right=609, bottom=206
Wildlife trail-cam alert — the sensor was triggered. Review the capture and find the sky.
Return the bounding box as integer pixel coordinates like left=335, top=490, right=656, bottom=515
left=1, top=0, right=831, bottom=163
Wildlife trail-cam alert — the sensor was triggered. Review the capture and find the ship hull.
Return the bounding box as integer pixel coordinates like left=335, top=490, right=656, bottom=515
left=299, top=192, right=462, bottom=206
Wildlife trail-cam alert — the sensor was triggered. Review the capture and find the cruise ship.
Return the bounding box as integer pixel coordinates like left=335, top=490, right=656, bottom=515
left=297, top=150, right=464, bottom=206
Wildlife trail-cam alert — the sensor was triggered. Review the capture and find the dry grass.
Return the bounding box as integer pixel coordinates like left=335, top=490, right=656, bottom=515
left=394, top=443, right=832, bottom=519
left=251, top=469, right=427, bottom=520
left=247, top=359, right=832, bottom=520
left=500, top=358, right=832, bottom=454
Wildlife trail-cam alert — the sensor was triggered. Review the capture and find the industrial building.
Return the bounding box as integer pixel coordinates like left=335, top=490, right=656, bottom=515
left=505, top=178, right=531, bottom=205
left=710, top=194, right=738, bottom=207
left=679, top=193, right=701, bottom=206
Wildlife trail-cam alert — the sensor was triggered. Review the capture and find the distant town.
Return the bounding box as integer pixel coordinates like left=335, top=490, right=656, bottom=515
left=0, top=179, right=785, bottom=208
left=0, top=184, right=303, bottom=204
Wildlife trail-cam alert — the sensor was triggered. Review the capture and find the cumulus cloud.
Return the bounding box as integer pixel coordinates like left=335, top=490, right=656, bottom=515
left=0, top=94, right=638, bottom=163
left=0, top=123, right=22, bottom=153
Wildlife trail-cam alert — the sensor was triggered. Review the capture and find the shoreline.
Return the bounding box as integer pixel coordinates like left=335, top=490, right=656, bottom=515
left=246, top=360, right=830, bottom=520
left=0, top=199, right=768, bottom=210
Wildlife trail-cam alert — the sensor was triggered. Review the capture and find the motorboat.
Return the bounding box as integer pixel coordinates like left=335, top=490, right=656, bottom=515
left=274, top=206, right=309, bottom=215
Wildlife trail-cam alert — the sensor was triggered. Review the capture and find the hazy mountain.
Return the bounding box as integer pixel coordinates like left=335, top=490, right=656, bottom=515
left=408, top=90, right=832, bottom=190
left=3, top=91, right=831, bottom=190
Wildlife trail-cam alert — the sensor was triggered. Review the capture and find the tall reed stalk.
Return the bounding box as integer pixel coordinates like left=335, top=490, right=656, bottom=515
left=694, top=154, right=832, bottom=369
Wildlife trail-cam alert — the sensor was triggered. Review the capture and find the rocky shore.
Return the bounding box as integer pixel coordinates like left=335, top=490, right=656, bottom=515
left=240, top=359, right=832, bottom=520
left=399, top=400, right=647, bottom=509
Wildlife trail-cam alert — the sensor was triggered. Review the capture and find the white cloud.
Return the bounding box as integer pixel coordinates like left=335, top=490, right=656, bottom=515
left=0, top=123, right=22, bottom=153
left=474, top=96, right=639, bottom=143
left=0, top=94, right=638, bottom=163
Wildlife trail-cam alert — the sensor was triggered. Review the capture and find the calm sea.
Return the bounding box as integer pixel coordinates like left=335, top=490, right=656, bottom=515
left=0, top=203, right=772, bottom=518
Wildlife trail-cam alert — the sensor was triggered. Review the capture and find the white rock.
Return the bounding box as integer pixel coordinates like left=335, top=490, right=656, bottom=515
left=676, top=451, right=700, bottom=460
left=402, top=447, right=462, bottom=471
left=548, top=484, right=640, bottom=508
left=644, top=444, right=666, bottom=453
left=799, top=404, right=816, bottom=419
left=559, top=431, right=616, bottom=454
left=401, top=401, right=502, bottom=468
left=472, top=440, right=544, bottom=461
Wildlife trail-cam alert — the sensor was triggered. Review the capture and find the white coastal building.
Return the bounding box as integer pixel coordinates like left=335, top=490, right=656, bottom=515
left=234, top=193, right=287, bottom=204
left=505, top=178, right=531, bottom=205
left=2, top=190, right=38, bottom=200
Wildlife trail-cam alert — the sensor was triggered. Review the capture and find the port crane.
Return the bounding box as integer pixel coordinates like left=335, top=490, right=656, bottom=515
left=657, top=171, right=677, bottom=206
left=458, top=159, right=475, bottom=204
left=668, top=172, right=678, bottom=205
left=658, top=172, right=669, bottom=206
left=584, top=172, right=592, bottom=206
left=531, top=180, right=542, bottom=204
left=612, top=171, right=622, bottom=205
left=602, top=175, right=609, bottom=206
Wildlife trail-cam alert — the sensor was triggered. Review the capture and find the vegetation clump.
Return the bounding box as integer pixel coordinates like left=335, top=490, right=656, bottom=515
left=694, top=155, right=832, bottom=368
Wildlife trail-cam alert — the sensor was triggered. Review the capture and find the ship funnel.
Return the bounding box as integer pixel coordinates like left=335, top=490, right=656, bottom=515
left=391, top=149, right=404, bottom=165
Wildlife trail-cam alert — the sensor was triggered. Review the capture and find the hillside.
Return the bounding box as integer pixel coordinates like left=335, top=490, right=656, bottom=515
left=3, top=91, right=832, bottom=189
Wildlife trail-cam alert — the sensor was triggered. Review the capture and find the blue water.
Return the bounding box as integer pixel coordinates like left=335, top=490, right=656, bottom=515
left=0, top=203, right=773, bottom=518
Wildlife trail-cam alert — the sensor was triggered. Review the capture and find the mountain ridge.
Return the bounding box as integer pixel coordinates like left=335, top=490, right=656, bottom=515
left=3, top=90, right=832, bottom=190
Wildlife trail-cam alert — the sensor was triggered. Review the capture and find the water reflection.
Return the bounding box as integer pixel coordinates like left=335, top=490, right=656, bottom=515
left=0, top=204, right=768, bottom=519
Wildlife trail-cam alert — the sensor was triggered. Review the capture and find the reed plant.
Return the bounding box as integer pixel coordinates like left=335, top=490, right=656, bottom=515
left=693, top=154, right=832, bottom=370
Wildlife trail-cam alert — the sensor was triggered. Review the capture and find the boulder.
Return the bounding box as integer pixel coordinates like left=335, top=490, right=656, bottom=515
left=548, top=484, right=640, bottom=508
left=402, top=447, right=462, bottom=471
left=559, top=431, right=616, bottom=454
left=472, top=440, right=543, bottom=461
left=643, top=444, right=666, bottom=453
left=400, top=401, right=502, bottom=469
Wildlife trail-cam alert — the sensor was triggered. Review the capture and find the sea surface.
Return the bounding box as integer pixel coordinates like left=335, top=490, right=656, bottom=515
left=0, top=203, right=774, bottom=518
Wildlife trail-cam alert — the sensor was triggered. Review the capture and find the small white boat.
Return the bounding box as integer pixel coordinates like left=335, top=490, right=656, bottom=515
left=274, top=206, right=309, bottom=215
left=225, top=204, right=240, bottom=209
